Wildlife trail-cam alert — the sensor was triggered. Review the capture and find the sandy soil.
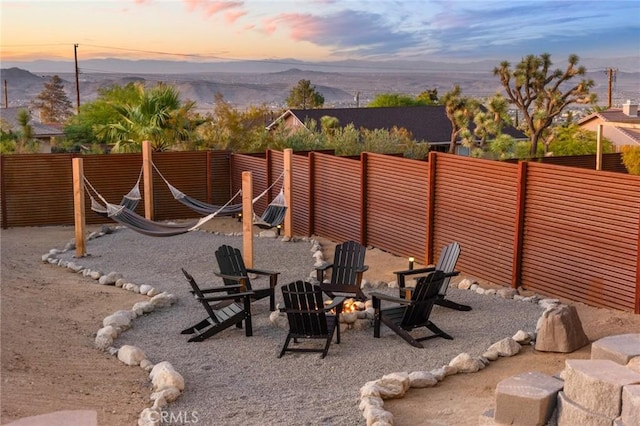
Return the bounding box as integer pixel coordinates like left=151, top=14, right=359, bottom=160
left=1, top=220, right=639, bottom=425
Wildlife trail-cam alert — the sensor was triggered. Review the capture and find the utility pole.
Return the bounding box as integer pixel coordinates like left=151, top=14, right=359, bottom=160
left=4, top=80, right=7, bottom=108
left=74, top=44, right=80, bottom=114
left=607, top=68, right=617, bottom=109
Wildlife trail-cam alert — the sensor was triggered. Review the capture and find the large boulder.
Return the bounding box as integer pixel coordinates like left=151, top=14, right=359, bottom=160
left=534, top=304, right=589, bottom=353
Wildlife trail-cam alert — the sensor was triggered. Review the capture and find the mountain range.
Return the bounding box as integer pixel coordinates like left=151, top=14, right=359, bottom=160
left=1, top=57, right=638, bottom=113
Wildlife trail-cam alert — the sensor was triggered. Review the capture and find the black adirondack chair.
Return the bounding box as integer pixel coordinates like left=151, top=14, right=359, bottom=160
left=279, top=280, right=345, bottom=359
left=372, top=270, right=459, bottom=348
left=317, top=240, right=369, bottom=301
left=180, top=268, right=253, bottom=342
left=214, top=244, right=280, bottom=311
left=394, top=241, right=471, bottom=311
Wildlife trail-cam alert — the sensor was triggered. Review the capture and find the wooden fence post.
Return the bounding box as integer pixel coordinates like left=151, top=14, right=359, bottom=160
left=425, top=151, right=437, bottom=265
left=284, top=149, right=293, bottom=238
left=242, top=171, right=254, bottom=268
left=360, top=152, right=368, bottom=245
left=72, top=157, right=86, bottom=257
left=512, top=161, right=528, bottom=289
left=142, top=141, right=154, bottom=220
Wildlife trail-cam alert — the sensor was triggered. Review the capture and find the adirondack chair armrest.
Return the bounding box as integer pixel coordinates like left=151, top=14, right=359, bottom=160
left=394, top=266, right=436, bottom=278
left=246, top=268, right=280, bottom=289
left=324, top=296, right=345, bottom=312
left=315, top=263, right=334, bottom=282
left=214, top=272, right=249, bottom=282
left=370, top=292, right=412, bottom=307
left=246, top=268, right=279, bottom=276
left=191, top=284, right=244, bottom=295
left=199, top=290, right=254, bottom=303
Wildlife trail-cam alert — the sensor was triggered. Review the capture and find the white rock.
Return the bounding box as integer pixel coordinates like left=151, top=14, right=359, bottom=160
left=484, top=288, right=497, bottom=296
left=341, top=312, right=358, bottom=324
left=151, top=386, right=182, bottom=403
left=140, top=359, right=154, bottom=372
left=363, top=406, right=393, bottom=426
left=139, top=284, right=153, bottom=295
left=512, top=330, right=533, bottom=344
left=99, top=271, right=123, bottom=285
left=487, top=337, right=521, bottom=357
left=483, top=350, right=499, bottom=361
left=359, top=395, right=384, bottom=411
left=449, top=352, right=483, bottom=373
left=102, top=311, right=133, bottom=330
left=457, top=278, right=474, bottom=290
left=269, top=310, right=288, bottom=329
left=497, top=288, right=517, bottom=299
left=475, top=287, right=486, bottom=295
left=96, top=325, right=118, bottom=339
left=360, top=381, right=381, bottom=398
left=115, top=278, right=127, bottom=288
left=118, top=345, right=146, bottom=366
left=132, top=301, right=154, bottom=316
left=90, top=271, right=102, bottom=280
left=408, top=371, right=438, bottom=388
left=150, top=292, right=176, bottom=308
left=146, top=287, right=161, bottom=297
left=539, top=298, right=561, bottom=310
left=94, top=334, right=113, bottom=350
left=150, top=361, right=185, bottom=391
left=374, top=372, right=410, bottom=399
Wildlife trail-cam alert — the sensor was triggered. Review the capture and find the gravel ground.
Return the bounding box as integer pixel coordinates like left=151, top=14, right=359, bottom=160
left=55, top=227, right=544, bottom=426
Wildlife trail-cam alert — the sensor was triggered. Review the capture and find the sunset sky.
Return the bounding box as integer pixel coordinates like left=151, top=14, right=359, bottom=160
left=1, top=0, right=639, bottom=64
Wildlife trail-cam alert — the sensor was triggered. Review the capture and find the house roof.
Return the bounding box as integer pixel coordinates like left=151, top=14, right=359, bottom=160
left=0, top=107, right=65, bottom=138
left=578, top=108, right=640, bottom=144
left=268, top=105, right=527, bottom=144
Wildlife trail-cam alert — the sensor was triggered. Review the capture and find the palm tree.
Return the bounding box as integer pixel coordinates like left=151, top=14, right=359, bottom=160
left=98, top=83, right=203, bottom=152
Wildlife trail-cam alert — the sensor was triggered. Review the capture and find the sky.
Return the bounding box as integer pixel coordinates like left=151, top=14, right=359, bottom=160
left=1, top=0, right=639, bottom=65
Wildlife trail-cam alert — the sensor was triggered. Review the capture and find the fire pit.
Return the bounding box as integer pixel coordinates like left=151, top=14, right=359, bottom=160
left=327, top=298, right=374, bottom=331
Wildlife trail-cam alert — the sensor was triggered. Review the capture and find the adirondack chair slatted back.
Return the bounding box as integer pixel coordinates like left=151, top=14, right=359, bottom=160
left=216, top=245, right=249, bottom=287
left=181, top=268, right=220, bottom=325
left=401, top=270, right=445, bottom=328
left=434, top=242, right=460, bottom=296
left=332, top=240, right=366, bottom=285
left=282, top=281, right=329, bottom=337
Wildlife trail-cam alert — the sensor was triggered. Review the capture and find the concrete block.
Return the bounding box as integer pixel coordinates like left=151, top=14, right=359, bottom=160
left=620, top=384, right=640, bottom=425
left=557, top=391, right=613, bottom=426
left=494, top=372, right=564, bottom=426
left=563, top=359, right=640, bottom=418
left=591, top=334, right=640, bottom=366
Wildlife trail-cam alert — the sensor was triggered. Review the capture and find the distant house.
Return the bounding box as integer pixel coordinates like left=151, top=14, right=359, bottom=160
left=266, top=105, right=527, bottom=154
left=0, top=107, right=65, bottom=153
left=578, top=101, right=640, bottom=150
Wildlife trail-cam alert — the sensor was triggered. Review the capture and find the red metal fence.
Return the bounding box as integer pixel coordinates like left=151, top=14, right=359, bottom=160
left=1, top=150, right=638, bottom=313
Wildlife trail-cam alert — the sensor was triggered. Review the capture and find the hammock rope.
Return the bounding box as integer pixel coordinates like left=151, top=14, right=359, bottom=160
left=151, top=162, right=243, bottom=216
left=83, top=176, right=227, bottom=237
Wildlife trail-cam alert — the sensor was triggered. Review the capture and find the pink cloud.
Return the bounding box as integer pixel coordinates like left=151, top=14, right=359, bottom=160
left=182, top=0, right=244, bottom=18
left=225, top=10, right=246, bottom=24
left=262, top=13, right=321, bottom=40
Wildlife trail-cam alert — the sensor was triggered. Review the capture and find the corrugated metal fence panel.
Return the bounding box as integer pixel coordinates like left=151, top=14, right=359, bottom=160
left=312, top=153, right=361, bottom=242
left=209, top=151, right=233, bottom=206
left=433, top=154, right=519, bottom=285
left=231, top=153, right=268, bottom=214
left=506, top=153, right=627, bottom=174
left=1, top=154, right=75, bottom=227
left=151, top=151, right=209, bottom=221
left=521, top=163, right=639, bottom=311
left=291, top=153, right=310, bottom=236
left=365, top=153, right=429, bottom=260
left=82, top=153, right=144, bottom=224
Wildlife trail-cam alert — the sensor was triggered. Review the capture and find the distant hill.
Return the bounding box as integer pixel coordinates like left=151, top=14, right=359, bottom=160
left=1, top=63, right=638, bottom=112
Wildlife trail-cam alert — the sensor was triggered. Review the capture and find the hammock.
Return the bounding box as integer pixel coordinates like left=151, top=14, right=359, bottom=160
left=119, top=167, right=143, bottom=211
left=84, top=177, right=224, bottom=237
left=253, top=187, right=287, bottom=229
left=152, top=162, right=242, bottom=216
